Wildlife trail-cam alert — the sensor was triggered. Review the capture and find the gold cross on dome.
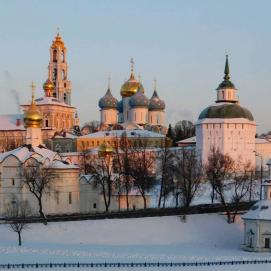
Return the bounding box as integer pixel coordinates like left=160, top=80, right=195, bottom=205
left=130, top=58, right=134, bottom=73
left=107, top=75, right=111, bottom=89
left=30, top=81, right=36, bottom=103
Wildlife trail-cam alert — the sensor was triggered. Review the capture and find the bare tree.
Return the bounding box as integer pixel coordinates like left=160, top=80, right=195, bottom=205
left=87, top=152, right=116, bottom=212
left=22, top=164, right=55, bottom=222
left=174, top=120, right=195, bottom=143
left=174, top=149, right=203, bottom=208
left=114, top=133, right=134, bottom=211
left=230, top=160, right=255, bottom=222
left=157, top=138, right=175, bottom=208
left=205, top=148, right=235, bottom=223
left=129, top=138, right=156, bottom=209
left=5, top=200, right=30, bottom=246
left=81, top=120, right=100, bottom=135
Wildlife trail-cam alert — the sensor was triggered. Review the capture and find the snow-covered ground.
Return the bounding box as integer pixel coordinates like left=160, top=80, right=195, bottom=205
left=151, top=181, right=260, bottom=208
left=0, top=213, right=270, bottom=268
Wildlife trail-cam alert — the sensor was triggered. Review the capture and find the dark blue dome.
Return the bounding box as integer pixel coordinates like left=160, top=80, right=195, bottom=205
left=98, top=89, right=118, bottom=109
left=149, top=90, right=165, bottom=111
left=118, top=100, right=124, bottom=113
left=129, top=89, right=149, bottom=108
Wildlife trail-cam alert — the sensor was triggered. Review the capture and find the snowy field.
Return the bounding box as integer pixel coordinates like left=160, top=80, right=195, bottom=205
left=1, top=213, right=271, bottom=270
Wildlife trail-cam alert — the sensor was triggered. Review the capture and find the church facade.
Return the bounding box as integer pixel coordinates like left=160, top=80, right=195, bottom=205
left=0, top=33, right=78, bottom=151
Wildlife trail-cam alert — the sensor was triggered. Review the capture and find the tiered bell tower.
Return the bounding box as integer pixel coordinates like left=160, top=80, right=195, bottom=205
left=48, top=31, right=72, bottom=105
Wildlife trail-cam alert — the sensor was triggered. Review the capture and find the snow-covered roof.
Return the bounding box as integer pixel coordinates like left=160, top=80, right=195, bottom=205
left=255, top=138, right=271, bottom=144
left=121, top=121, right=142, bottom=130
left=54, top=132, right=78, bottom=139
left=177, top=136, right=196, bottom=144
left=0, top=114, right=25, bottom=131
left=0, top=144, right=78, bottom=170
left=21, top=97, right=75, bottom=108
left=79, top=175, right=94, bottom=182
left=261, top=180, right=271, bottom=186
left=81, top=129, right=165, bottom=139
left=50, top=160, right=79, bottom=169
left=243, top=200, right=271, bottom=221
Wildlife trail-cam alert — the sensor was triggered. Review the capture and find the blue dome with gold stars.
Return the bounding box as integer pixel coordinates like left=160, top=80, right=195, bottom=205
left=98, top=89, right=118, bottom=109
left=149, top=90, right=165, bottom=111
left=129, top=89, right=149, bottom=108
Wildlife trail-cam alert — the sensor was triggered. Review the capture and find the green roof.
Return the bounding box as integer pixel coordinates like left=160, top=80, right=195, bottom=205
left=198, top=103, right=254, bottom=121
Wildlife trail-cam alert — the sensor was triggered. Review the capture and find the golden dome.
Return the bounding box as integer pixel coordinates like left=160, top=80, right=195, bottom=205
left=120, top=58, right=144, bottom=98
left=24, top=104, right=43, bottom=128
left=98, top=143, right=113, bottom=157
left=43, top=79, right=55, bottom=97
left=120, top=73, right=145, bottom=98
left=51, top=33, right=65, bottom=50
left=24, top=82, right=43, bottom=128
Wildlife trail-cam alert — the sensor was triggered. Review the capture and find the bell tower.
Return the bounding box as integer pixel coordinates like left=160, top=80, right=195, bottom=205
left=48, top=31, right=72, bottom=105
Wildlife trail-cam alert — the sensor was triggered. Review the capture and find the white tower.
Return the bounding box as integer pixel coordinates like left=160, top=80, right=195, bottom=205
left=196, top=55, right=256, bottom=166
left=48, top=32, right=72, bottom=104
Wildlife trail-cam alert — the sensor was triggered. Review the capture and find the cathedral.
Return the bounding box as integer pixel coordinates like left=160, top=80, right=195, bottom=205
left=0, top=33, right=78, bottom=151
left=98, top=59, right=166, bottom=132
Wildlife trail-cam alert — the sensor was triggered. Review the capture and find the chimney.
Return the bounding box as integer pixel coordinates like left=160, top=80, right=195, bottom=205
left=16, top=118, right=21, bottom=127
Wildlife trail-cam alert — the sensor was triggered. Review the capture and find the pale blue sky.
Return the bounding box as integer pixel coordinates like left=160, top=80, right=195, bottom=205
left=0, top=0, right=270, bottom=133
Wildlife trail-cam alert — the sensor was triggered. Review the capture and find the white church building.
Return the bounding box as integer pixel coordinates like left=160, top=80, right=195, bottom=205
left=242, top=162, right=271, bottom=252
left=196, top=56, right=256, bottom=167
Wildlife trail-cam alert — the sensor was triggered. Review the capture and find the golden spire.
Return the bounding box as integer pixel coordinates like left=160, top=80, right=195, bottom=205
left=51, top=29, right=65, bottom=49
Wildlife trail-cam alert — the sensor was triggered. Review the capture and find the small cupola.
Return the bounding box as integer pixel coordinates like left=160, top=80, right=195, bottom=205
left=149, top=80, right=165, bottom=111
left=216, top=55, right=238, bottom=103
left=98, top=77, right=118, bottom=110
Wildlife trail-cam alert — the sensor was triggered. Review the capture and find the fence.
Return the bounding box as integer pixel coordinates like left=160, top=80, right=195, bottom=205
left=0, top=259, right=271, bottom=269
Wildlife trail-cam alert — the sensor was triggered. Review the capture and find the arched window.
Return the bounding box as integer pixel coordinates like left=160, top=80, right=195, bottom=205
left=53, top=68, right=57, bottom=80
left=45, top=119, right=49, bottom=127
left=222, top=90, right=225, bottom=100
left=64, top=93, right=67, bottom=102
left=62, top=50, right=65, bottom=62
left=53, top=50, right=57, bottom=62
left=62, top=70, right=65, bottom=80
